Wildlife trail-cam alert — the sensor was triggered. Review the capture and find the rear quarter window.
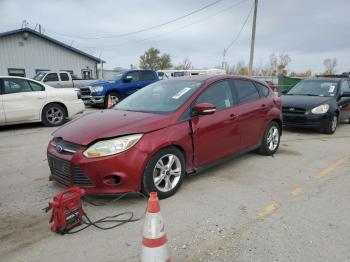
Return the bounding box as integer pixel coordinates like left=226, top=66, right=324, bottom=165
left=255, top=82, right=270, bottom=97
left=234, top=79, right=260, bottom=103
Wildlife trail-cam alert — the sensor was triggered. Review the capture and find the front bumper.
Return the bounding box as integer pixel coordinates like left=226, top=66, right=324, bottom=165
left=283, top=112, right=332, bottom=129
left=81, top=95, right=104, bottom=105
left=47, top=142, right=149, bottom=195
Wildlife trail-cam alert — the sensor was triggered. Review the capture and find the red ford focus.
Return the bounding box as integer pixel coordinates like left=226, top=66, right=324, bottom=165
left=47, top=75, right=282, bottom=198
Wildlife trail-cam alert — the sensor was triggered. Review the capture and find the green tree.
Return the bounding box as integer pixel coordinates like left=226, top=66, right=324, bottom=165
left=139, top=48, right=172, bottom=70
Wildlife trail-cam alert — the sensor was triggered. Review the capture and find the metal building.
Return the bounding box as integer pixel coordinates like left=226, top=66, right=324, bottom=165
left=0, top=27, right=102, bottom=79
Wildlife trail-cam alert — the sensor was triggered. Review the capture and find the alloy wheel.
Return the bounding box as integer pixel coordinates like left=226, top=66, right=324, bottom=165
left=153, top=154, right=182, bottom=192
left=267, top=126, right=279, bottom=151
left=46, top=107, right=64, bottom=125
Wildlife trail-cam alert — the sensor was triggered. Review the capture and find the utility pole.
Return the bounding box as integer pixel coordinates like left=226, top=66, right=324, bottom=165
left=248, top=0, right=258, bottom=76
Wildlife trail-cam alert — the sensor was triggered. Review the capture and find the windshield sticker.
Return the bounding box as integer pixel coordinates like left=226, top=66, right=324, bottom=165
left=329, top=86, right=335, bottom=92
left=172, top=87, right=191, bottom=99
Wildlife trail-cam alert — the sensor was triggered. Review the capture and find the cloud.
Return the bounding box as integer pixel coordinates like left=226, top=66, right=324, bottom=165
left=1, top=0, right=349, bottom=72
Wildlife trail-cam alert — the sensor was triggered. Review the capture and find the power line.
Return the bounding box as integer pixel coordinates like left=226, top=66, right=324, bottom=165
left=46, top=0, right=224, bottom=40
left=76, top=0, right=248, bottom=50
left=222, top=3, right=254, bottom=69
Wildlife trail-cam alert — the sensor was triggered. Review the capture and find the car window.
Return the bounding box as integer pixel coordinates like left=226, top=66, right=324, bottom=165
left=234, top=79, right=260, bottom=103
left=125, top=71, right=139, bottom=82
left=196, top=80, right=234, bottom=111
left=44, top=73, right=59, bottom=82
left=4, top=78, right=32, bottom=94
left=255, top=82, right=270, bottom=97
left=140, top=71, right=155, bottom=81
left=28, top=81, right=45, bottom=91
left=340, top=80, right=350, bottom=93
left=60, top=73, right=69, bottom=81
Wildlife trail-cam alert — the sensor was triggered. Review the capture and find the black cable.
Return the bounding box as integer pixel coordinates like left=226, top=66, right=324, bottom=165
left=46, top=0, right=224, bottom=40
left=61, top=192, right=148, bottom=234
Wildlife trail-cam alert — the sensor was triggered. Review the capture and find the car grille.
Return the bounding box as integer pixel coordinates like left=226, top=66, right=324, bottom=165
left=47, top=155, right=93, bottom=186
left=51, top=137, right=83, bottom=153
left=80, top=87, right=91, bottom=96
left=282, top=107, right=306, bottom=115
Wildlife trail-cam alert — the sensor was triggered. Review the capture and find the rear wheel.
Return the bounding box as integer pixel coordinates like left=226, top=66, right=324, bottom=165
left=142, top=147, right=185, bottom=199
left=259, top=121, right=281, bottom=155
left=104, top=92, right=121, bottom=108
left=323, top=115, right=338, bottom=134
left=42, top=103, right=66, bottom=127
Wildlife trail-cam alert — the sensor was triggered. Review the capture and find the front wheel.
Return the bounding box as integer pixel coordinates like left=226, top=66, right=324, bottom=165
left=259, top=121, right=281, bottom=155
left=104, top=92, right=121, bottom=108
left=142, top=147, right=185, bottom=199
left=323, top=115, right=338, bottom=134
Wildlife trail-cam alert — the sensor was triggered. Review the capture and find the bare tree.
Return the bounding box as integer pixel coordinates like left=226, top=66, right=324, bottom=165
left=277, top=54, right=291, bottom=75
left=175, top=57, right=193, bottom=70
left=323, top=58, right=337, bottom=74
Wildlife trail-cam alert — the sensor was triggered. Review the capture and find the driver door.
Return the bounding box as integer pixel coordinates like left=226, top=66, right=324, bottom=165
left=338, top=80, right=350, bottom=121
left=121, top=71, right=140, bottom=96
left=191, top=80, right=240, bottom=167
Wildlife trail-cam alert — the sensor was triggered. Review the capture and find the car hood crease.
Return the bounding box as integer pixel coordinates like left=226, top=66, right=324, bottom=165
left=52, top=109, right=172, bottom=145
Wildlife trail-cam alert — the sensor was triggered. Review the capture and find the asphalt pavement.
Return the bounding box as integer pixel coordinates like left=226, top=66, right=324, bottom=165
left=1, top=109, right=349, bottom=262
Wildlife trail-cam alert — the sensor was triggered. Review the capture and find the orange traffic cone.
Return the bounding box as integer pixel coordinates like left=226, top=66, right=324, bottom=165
left=107, top=95, right=113, bottom=109
left=140, top=192, right=170, bottom=262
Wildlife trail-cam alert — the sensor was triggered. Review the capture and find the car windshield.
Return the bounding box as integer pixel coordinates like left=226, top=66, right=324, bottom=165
left=33, top=72, right=46, bottom=81
left=115, top=80, right=203, bottom=114
left=287, top=79, right=339, bottom=97
left=104, top=71, right=125, bottom=81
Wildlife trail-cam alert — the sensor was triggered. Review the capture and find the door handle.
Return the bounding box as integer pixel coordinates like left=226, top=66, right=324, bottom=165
left=230, top=114, right=236, bottom=118
left=261, top=104, right=266, bottom=108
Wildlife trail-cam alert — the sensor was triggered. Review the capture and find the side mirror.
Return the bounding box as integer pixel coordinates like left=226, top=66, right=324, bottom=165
left=281, top=89, right=288, bottom=94
left=123, top=75, right=133, bottom=83
left=340, top=91, right=350, bottom=98
left=193, top=103, right=216, bottom=116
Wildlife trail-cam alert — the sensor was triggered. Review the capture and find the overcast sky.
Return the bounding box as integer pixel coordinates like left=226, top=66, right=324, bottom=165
left=1, top=0, right=350, bottom=73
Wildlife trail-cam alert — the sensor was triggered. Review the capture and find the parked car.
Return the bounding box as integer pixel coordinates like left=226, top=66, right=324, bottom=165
left=79, top=69, right=159, bottom=108
left=33, top=71, right=96, bottom=88
left=281, top=76, right=350, bottom=134
left=47, top=75, right=282, bottom=198
left=0, top=76, right=84, bottom=127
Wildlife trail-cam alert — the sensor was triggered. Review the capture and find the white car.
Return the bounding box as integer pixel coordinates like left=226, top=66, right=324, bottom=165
left=0, top=76, right=85, bottom=127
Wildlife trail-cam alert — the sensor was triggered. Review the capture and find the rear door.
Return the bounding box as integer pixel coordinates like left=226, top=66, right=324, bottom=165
left=232, top=79, right=266, bottom=148
left=0, top=80, right=6, bottom=125
left=59, top=72, right=72, bottom=88
left=338, top=80, right=350, bottom=121
left=191, top=80, right=240, bottom=167
left=43, top=73, right=61, bottom=88
left=139, top=71, right=157, bottom=88
left=2, top=78, right=46, bottom=123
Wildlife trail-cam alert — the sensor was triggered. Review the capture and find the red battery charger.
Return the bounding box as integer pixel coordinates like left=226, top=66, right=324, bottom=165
left=47, top=187, right=86, bottom=234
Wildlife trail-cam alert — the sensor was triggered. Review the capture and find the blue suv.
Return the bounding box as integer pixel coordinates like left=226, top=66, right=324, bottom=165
left=80, top=70, right=159, bottom=108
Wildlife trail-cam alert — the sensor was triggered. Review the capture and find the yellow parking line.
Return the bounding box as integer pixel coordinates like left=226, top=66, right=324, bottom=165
left=314, top=156, right=350, bottom=180
left=291, top=186, right=304, bottom=197
left=259, top=202, right=279, bottom=219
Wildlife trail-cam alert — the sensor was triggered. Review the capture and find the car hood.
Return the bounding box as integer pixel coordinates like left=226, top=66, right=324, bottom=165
left=281, top=95, right=334, bottom=109
left=53, top=109, right=172, bottom=145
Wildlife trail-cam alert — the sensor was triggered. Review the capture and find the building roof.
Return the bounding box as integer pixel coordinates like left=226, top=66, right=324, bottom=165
left=0, top=27, right=103, bottom=63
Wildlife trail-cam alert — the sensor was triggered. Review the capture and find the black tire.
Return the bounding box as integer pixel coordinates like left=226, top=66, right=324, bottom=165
left=259, top=121, right=281, bottom=155
left=104, top=92, right=122, bottom=108
left=142, top=147, right=185, bottom=199
left=42, top=103, right=66, bottom=127
left=323, top=114, right=338, bottom=134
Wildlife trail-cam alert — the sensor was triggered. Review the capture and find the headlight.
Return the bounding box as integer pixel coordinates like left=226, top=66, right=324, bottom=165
left=311, top=104, right=330, bottom=114
left=83, top=134, right=143, bottom=158
left=91, top=86, right=104, bottom=93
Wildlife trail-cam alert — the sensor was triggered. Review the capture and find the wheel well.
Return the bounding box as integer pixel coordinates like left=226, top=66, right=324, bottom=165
left=41, top=102, right=68, bottom=119
left=272, top=118, right=282, bottom=134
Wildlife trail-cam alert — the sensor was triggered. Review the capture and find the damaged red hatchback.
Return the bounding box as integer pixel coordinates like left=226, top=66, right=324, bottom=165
left=47, top=75, right=282, bottom=198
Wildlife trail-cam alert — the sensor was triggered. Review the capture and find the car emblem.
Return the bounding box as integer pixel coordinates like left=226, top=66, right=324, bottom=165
left=289, top=107, right=295, bottom=111
left=56, top=144, right=63, bottom=153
